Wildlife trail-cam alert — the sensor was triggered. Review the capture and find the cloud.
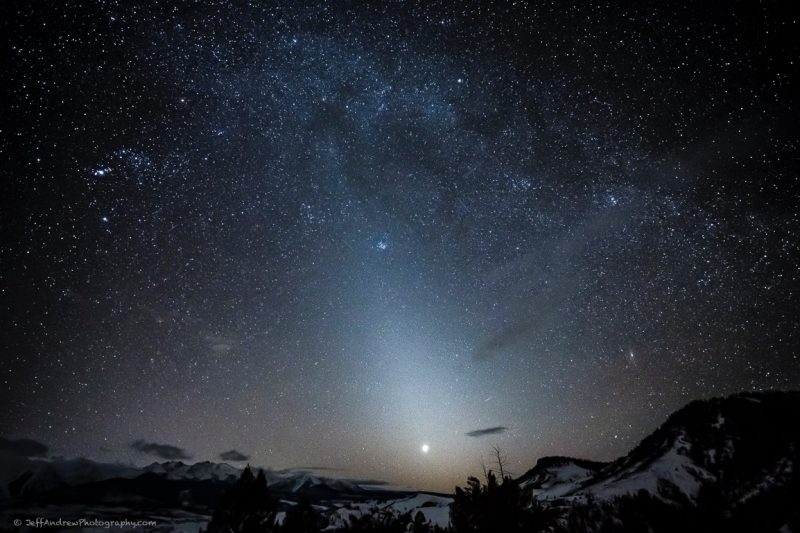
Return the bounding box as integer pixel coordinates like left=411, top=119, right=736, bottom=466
left=349, top=478, right=390, bottom=486
left=474, top=207, right=637, bottom=360
left=474, top=320, right=539, bottom=360
left=276, top=466, right=341, bottom=475
left=219, top=449, right=250, bottom=461
left=0, top=437, right=49, bottom=457
left=210, top=343, right=232, bottom=354
left=465, top=426, right=508, bottom=437
left=294, top=465, right=340, bottom=471
left=131, top=439, right=191, bottom=460
left=204, top=334, right=234, bottom=355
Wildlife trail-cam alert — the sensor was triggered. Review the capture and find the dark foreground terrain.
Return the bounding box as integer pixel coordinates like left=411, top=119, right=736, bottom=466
left=2, top=390, right=798, bottom=532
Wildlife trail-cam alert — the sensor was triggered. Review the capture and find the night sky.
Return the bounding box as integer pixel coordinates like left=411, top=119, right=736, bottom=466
left=2, top=1, right=799, bottom=492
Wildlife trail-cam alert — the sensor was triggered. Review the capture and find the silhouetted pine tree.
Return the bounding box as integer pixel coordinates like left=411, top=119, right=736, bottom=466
left=206, top=466, right=277, bottom=533
left=280, top=498, right=327, bottom=533
left=451, top=471, right=556, bottom=533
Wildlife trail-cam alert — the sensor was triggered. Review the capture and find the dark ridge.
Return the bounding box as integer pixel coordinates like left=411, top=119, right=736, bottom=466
left=590, top=390, right=800, bottom=487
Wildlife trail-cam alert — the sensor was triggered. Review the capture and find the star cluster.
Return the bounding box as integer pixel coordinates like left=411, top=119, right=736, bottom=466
left=2, top=1, right=798, bottom=491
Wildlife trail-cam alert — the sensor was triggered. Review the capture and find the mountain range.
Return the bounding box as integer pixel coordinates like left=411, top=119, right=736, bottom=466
left=1, top=390, right=798, bottom=531
left=519, top=390, right=800, bottom=532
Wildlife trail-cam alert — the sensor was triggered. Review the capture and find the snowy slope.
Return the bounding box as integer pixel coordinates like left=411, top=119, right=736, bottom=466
left=575, top=433, right=714, bottom=502
left=519, top=456, right=606, bottom=499
left=325, top=493, right=452, bottom=530
left=384, top=493, right=452, bottom=527
left=523, top=391, right=800, bottom=510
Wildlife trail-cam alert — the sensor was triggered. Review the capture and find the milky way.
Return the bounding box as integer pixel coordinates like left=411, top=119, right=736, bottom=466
left=3, top=2, right=798, bottom=491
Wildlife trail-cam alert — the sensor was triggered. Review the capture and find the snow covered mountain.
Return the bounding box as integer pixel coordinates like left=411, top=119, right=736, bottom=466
left=518, top=456, right=608, bottom=499
left=268, top=471, right=363, bottom=497
left=138, top=462, right=372, bottom=495
left=5, top=457, right=140, bottom=498
left=523, top=391, right=799, bottom=505
left=521, top=390, right=800, bottom=531
left=3, top=456, right=392, bottom=506
left=141, top=460, right=241, bottom=482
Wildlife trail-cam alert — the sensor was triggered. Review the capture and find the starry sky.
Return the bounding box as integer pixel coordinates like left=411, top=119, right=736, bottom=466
left=2, top=1, right=799, bottom=492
